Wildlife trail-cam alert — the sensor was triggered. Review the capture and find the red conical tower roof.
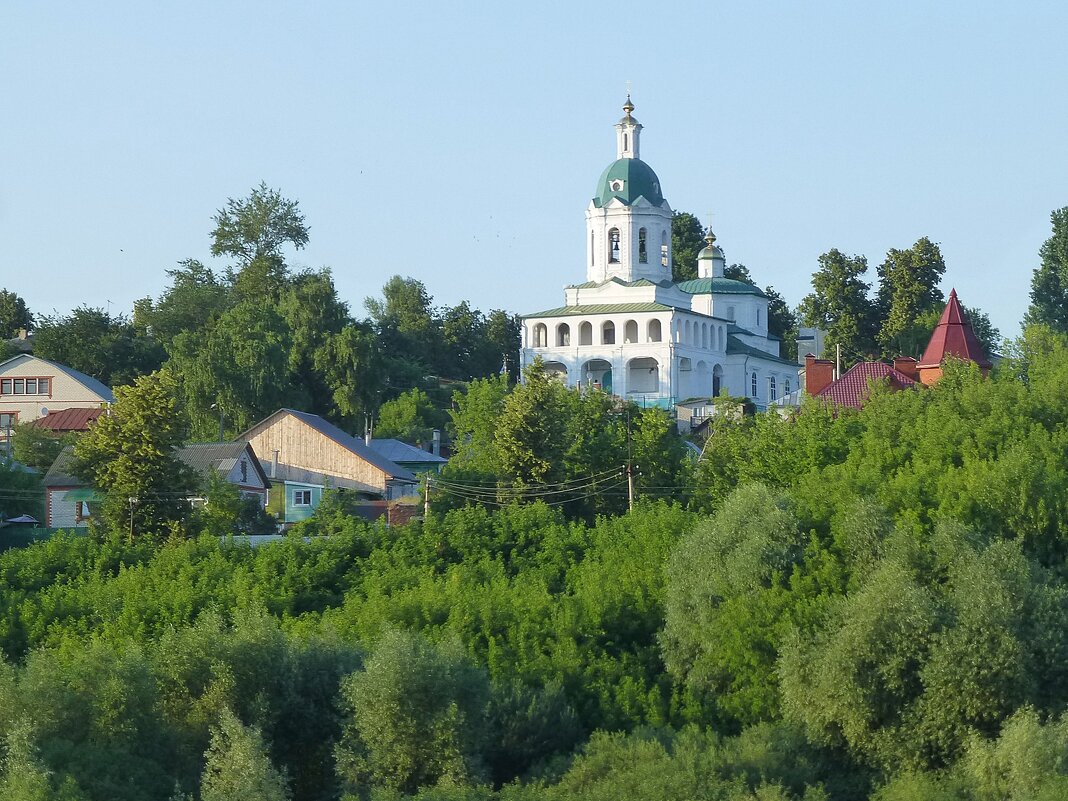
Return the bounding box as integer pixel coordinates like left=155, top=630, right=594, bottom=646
left=917, top=289, right=992, bottom=370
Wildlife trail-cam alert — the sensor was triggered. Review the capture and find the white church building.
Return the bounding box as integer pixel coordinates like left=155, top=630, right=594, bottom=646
left=520, top=98, right=799, bottom=410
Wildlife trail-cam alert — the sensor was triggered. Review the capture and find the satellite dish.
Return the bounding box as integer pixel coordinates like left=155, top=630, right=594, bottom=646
left=40, top=407, right=49, bottom=416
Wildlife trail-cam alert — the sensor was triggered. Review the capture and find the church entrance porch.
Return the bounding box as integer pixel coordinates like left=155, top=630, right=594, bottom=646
left=581, top=359, right=613, bottom=393
left=626, top=357, right=660, bottom=399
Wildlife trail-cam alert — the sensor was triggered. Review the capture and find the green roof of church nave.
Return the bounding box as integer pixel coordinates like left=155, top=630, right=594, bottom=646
left=593, top=158, right=666, bottom=208
left=522, top=302, right=676, bottom=319
left=677, top=277, right=768, bottom=298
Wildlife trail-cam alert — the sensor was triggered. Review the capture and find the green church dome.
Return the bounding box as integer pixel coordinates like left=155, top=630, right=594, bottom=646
left=593, top=158, right=665, bottom=208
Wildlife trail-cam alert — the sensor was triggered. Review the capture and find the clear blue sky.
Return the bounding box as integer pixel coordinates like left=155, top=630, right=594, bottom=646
left=3, top=2, right=1066, bottom=341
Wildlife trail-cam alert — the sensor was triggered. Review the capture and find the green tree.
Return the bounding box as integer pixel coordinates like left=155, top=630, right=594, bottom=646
left=446, top=375, right=510, bottom=475
left=375, top=387, right=447, bottom=444
left=278, top=269, right=352, bottom=416
left=0, top=289, right=32, bottom=339
left=671, top=212, right=706, bottom=282
left=765, top=286, right=799, bottom=361
left=1026, top=207, right=1068, bottom=332
left=0, top=460, right=43, bottom=521
left=0, top=721, right=85, bottom=801
left=168, top=301, right=295, bottom=439
left=336, top=631, right=489, bottom=795
left=201, top=708, right=290, bottom=801
left=495, top=360, right=569, bottom=487
left=34, top=306, right=165, bottom=387
left=71, top=370, right=198, bottom=536
left=876, top=237, right=946, bottom=355
left=11, top=423, right=72, bottom=471
left=662, top=484, right=804, bottom=724
left=798, top=249, right=877, bottom=361
left=133, top=260, right=230, bottom=348
left=724, top=263, right=755, bottom=284
left=210, top=182, right=309, bottom=267
left=315, top=322, right=383, bottom=426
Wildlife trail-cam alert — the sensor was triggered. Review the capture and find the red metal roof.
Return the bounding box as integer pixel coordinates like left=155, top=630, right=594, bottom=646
left=31, top=407, right=104, bottom=432
left=816, top=361, right=917, bottom=409
left=918, top=289, right=992, bottom=370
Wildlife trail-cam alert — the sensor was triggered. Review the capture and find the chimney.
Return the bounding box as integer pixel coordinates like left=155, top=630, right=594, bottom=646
left=432, top=429, right=441, bottom=457
left=892, top=357, right=919, bottom=380
left=804, top=354, right=836, bottom=396
left=271, top=449, right=279, bottom=479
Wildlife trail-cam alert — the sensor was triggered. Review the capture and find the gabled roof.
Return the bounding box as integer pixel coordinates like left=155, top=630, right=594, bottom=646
left=43, top=446, right=78, bottom=487
left=816, top=361, right=917, bottom=409
left=31, top=407, right=104, bottom=432
left=44, top=442, right=272, bottom=489
left=178, top=441, right=270, bottom=488
left=241, top=409, right=417, bottom=483
left=0, top=354, right=114, bottom=401
left=369, top=438, right=448, bottom=465
left=918, top=289, right=992, bottom=370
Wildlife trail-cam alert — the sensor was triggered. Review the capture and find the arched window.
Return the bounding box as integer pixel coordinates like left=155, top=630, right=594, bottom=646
left=608, top=228, right=620, bottom=263
left=727, top=306, right=736, bottom=322
left=590, top=231, right=594, bottom=266
left=660, top=230, right=669, bottom=267
left=712, top=364, right=723, bottom=397
left=757, top=307, right=762, bottom=327
left=602, top=321, right=615, bottom=344
left=784, top=379, right=791, bottom=396
left=623, top=132, right=628, bottom=152
left=638, top=228, right=648, bottom=263
left=648, top=318, right=662, bottom=342
left=533, top=323, right=547, bottom=348
left=624, top=319, right=638, bottom=344
left=702, top=323, right=708, bottom=350
left=751, top=371, right=758, bottom=398
left=579, top=321, right=592, bottom=346
left=556, top=323, right=570, bottom=347
left=769, top=375, right=777, bottom=401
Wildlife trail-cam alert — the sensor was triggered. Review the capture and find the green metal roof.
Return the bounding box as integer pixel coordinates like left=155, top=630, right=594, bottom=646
left=676, top=277, right=768, bottom=298
left=726, top=335, right=797, bottom=366
left=523, top=302, right=675, bottom=318
left=593, top=158, right=666, bottom=208
left=568, top=277, right=669, bottom=290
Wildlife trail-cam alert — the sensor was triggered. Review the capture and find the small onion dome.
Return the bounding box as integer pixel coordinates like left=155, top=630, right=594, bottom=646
left=697, top=228, right=724, bottom=262
left=619, top=94, right=638, bottom=125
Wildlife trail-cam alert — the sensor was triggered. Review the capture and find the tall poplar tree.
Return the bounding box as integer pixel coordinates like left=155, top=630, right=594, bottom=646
left=1026, top=207, right=1068, bottom=333
left=798, top=249, right=877, bottom=360
left=876, top=237, right=946, bottom=355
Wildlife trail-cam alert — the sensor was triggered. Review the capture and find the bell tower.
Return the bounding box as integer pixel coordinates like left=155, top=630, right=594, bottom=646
left=585, top=97, right=674, bottom=284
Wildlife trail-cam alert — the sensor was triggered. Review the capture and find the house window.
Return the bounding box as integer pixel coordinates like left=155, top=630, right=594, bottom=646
left=769, top=376, right=777, bottom=401
left=0, top=412, right=16, bottom=429
left=751, top=371, right=758, bottom=398
left=1, top=377, right=50, bottom=395
left=638, top=228, right=647, bottom=263
left=608, top=228, right=620, bottom=263
left=785, top=379, right=791, bottom=396
left=293, top=489, right=312, bottom=506
left=240, top=459, right=248, bottom=483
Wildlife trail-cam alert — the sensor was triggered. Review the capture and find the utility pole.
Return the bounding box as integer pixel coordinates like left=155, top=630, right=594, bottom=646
left=128, top=497, right=136, bottom=541
left=626, top=462, right=635, bottom=511
left=424, top=476, right=431, bottom=517
left=836, top=343, right=842, bottom=380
